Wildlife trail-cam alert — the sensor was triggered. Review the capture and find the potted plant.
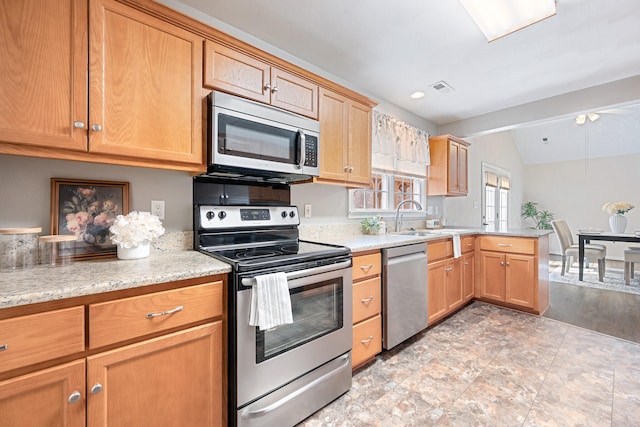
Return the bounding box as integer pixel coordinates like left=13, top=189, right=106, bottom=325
left=360, top=215, right=384, bottom=235
left=109, top=211, right=165, bottom=259
left=521, top=201, right=554, bottom=230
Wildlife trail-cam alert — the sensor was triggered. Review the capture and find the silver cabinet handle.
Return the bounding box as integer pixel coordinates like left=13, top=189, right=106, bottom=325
left=348, top=166, right=354, bottom=172
left=91, top=124, right=102, bottom=132
left=146, top=305, right=183, bottom=319
left=500, top=261, right=505, bottom=266
left=506, top=262, right=510, bottom=266
left=360, top=296, right=374, bottom=304
left=264, top=83, right=271, bottom=91
left=0, top=344, right=7, bottom=352
left=73, top=121, right=85, bottom=129
left=464, top=262, right=469, bottom=265
left=91, top=383, right=103, bottom=394
left=343, top=165, right=350, bottom=172
left=271, top=86, right=278, bottom=93
left=68, top=391, right=82, bottom=404
left=445, top=267, right=453, bottom=272
left=361, top=336, right=374, bottom=344
left=497, top=243, right=513, bottom=247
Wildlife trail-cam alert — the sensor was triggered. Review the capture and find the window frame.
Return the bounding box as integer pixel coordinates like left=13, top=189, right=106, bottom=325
left=348, top=171, right=426, bottom=219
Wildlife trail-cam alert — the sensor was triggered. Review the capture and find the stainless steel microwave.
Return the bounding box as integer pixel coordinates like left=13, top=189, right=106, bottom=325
left=207, top=91, right=320, bottom=183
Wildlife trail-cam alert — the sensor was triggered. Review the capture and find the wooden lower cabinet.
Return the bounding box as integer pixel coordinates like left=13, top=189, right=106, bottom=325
left=477, top=235, right=549, bottom=314
left=0, top=359, right=85, bottom=427
left=427, top=238, right=474, bottom=324
left=0, top=276, right=226, bottom=427
left=351, top=251, right=382, bottom=369
left=87, top=322, right=222, bottom=427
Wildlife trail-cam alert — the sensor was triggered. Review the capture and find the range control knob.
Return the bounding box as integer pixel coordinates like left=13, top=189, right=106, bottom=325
left=289, top=211, right=296, bottom=218
left=218, top=211, right=227, bottom=220
left=281, top=211, right=288, bottom=218
left=206, top=211, right=215, bottom=220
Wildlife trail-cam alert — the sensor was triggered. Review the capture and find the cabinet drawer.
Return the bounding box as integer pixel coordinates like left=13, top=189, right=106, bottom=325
left=352, top=314, right=382, bottom=368
left=480, top=236, right=535, bottom=255
left=0, top=306, right=85, bottom=373
left=89, top=281, right=223, bottom=349
left=352, top=252, right=381, bottom=281
left=427, top=240, right=453, bottom=262
left=462, top=236, right=475, bottom=253
left=353, top=277, right=381, bottom=324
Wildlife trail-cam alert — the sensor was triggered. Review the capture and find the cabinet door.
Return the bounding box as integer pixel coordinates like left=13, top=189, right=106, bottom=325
left=479, top=251, right=506, bottom=301
left=463, top=253, right=475, bottom=301
left=87, top=322, right=223, bottom=427
left=505, top=254, right=536, bottom=309
left=270, top=68, right=318, bottom=118
left=89, top=0, right=203, bottom=164
left=457, top=143, right=468, bottom=193
left=445, top=258, right=464, bottom=311
left=0, top=360, right=85, bottom=427
left=0, top=0, right=87, bottom=152
left=448, top=141, right=460, bottom=193
left=347, top=100, right=372, bottom=186
left=203, top=41, right=270, bottom=103
left=427, top=260, right=447, bottom=323
left=318, top=88, right=348, bottom=182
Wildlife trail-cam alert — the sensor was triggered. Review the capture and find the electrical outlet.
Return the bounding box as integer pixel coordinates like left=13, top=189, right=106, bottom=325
left=427, top=206, right=434, bottom=214
left=151, top=200, right=165, bottom=220
left=304, top=204, right=312, bottom=218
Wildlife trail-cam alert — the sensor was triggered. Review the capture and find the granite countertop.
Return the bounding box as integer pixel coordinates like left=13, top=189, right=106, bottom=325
left=0, top=250, right=231, bottom=310
left=313, top=227, right=553, bottom=252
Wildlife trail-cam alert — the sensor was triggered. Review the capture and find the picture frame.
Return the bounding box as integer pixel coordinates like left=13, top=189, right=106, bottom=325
left=50, top=178, right=130, bottom=259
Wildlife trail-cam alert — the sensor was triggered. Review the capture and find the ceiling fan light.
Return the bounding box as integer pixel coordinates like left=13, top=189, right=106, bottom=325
left=575, top=114, right=586, bottom=125
left=588, top=113, right=600, bottom=122
left=458, top=0, right=557, bottom=42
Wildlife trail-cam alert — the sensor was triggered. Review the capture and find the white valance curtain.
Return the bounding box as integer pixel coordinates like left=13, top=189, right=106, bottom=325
left=372, top=110, right=430, bottom=177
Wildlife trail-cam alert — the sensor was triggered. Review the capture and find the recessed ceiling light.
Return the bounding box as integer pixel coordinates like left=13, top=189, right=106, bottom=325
left=410, top=91, right=425, bottom=99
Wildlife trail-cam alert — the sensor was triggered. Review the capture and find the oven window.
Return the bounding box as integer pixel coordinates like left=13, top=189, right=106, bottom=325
left=218, top=114, right=297, bottom=164
left=256, top=278, right=343, bottom=363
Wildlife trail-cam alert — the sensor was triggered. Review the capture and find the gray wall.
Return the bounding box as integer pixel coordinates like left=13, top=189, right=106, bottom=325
left=0, top=155, right=194, bottom=233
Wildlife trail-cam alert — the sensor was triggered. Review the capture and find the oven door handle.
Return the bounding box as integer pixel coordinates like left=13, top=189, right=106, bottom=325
left=241, top=259, right=351, bottom=288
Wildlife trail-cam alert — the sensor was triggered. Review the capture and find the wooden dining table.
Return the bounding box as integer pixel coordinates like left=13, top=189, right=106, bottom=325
left=578, top=232, right=640, bottom=281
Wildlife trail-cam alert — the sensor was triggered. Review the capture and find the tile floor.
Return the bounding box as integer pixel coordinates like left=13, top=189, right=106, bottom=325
left=299, top=302, right=640, bottom=426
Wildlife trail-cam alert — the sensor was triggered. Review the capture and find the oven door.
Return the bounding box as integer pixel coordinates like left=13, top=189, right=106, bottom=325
left=236, top=259, right=352, bottom=408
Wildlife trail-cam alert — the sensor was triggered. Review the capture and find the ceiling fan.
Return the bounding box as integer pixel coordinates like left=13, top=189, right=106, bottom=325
left=574, top=106, right=639, bottom=125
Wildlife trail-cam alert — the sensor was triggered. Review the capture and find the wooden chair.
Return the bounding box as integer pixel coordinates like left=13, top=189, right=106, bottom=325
left=551, top=219, right=606, bottom=282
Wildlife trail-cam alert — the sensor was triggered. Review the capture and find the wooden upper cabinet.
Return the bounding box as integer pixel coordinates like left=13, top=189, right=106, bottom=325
left=89, top=0, right=203, bottom=164
left=0, top=0, right=88, bottom=152
left=316, top=88, right=372, bottom=186
left=428, top=134, right=470, bottom=196
left=203, top=40, right=318, bottom=119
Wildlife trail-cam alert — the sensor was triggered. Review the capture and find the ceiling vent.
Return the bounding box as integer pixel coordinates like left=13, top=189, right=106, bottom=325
left=429, top=80, right=455, bottom=93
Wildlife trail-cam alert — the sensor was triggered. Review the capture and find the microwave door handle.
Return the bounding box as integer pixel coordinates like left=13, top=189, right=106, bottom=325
left=297, top=130, right=305, bottom=170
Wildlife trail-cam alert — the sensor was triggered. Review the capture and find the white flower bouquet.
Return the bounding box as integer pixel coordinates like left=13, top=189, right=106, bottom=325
left=109, top=211, right=165, bottom=248
left=602, top=202, right=635, bottom=215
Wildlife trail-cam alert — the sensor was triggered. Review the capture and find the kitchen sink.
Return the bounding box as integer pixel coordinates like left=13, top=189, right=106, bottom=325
left=397, top=230, right=442, bottom=236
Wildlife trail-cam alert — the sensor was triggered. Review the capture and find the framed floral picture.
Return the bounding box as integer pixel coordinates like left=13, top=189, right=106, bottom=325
left=50, top=178, right=130, bottom=259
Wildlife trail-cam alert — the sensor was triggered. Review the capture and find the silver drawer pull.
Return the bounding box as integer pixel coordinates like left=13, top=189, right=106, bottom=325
left=361, top=336, right=374, bottom=344
left=445, top=267, right=453, bottom=272
left=360, top=296, right=375, bottom=304
left=0, top=344, right=7, bottom=352
left=359, top=264, right=373, bottom=272
left=68, top=391, right=82, bottom=404
left=497, top=243, right=513, bottom=247
left=146, top=305, right=183, bottom=319
left=91, top=383, right=103, bottom=394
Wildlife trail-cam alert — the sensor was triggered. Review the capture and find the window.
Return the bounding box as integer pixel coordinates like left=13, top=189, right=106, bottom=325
left=482, top=163, right=510, bottom=230
left=349, top=171, right=425, bottom=217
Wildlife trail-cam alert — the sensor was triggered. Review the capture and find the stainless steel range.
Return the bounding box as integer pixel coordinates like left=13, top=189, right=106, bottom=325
left=194, top=183, right=353, bottom=427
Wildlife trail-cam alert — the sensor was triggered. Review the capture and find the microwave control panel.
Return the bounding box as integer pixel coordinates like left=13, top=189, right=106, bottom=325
left=304, top=136, right=318, bottom=167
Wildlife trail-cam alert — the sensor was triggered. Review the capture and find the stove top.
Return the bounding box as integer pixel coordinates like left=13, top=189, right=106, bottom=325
left=200, top=240, right=351, bottom=272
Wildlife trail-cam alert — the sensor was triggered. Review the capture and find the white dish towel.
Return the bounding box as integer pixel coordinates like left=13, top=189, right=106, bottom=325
left=443, top=232, right=461, bottom=258
left=248, top=272, right=293, bottom=330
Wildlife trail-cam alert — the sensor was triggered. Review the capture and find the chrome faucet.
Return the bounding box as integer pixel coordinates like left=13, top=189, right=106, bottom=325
left=395, top=200, right=423, bottom=232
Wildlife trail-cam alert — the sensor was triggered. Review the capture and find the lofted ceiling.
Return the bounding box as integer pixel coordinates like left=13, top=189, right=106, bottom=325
left=165, top=0, right=640, bottom=163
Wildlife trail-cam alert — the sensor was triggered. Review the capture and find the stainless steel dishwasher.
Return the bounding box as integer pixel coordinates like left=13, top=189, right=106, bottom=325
left=382, top=243, right=428, bottom=350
